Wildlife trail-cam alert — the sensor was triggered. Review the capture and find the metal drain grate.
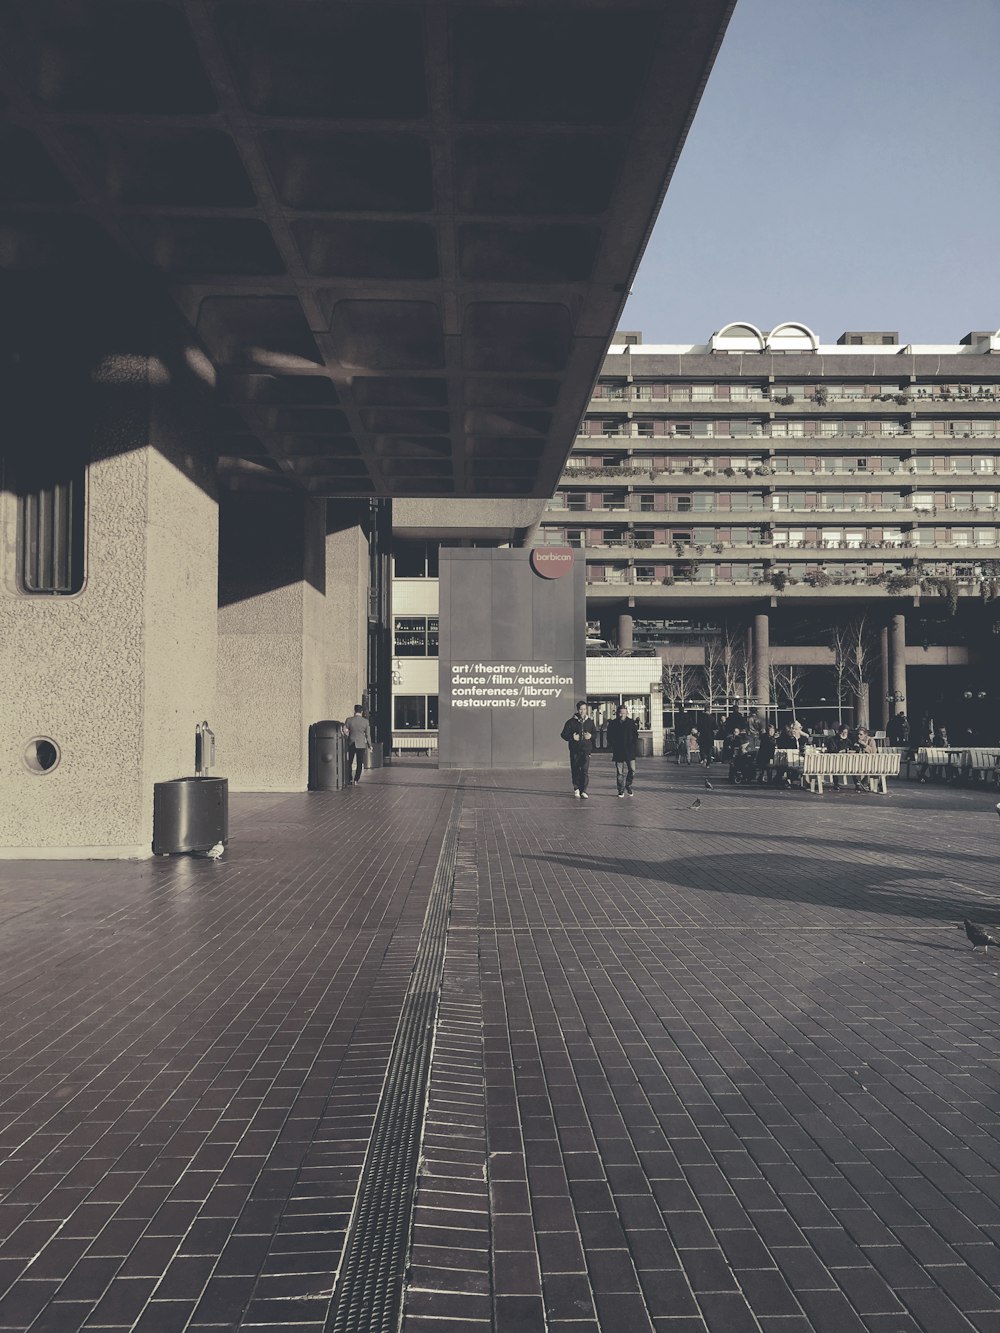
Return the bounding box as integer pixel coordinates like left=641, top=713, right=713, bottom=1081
left=327, top=786, right=462, bottom=1333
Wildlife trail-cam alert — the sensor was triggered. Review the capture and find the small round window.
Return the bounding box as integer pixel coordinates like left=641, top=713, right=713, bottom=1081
left=24, top=738, right=60, bottom=774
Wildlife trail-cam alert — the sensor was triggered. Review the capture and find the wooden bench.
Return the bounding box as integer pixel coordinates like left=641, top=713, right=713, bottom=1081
left=800, top=751, right=901, bottom=795
left=962, top=747, right=1000, bottom=784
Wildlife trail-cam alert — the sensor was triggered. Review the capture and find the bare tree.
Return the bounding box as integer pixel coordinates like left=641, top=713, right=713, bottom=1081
left=770, top=663, right=809, bottom=723
left=720, top=624, right=750, bottom=711
left=831, top=616, right=877, bottom=726
left=700, top=635, right=725, bottom=715
left=661, top=654, right=700, bottom=730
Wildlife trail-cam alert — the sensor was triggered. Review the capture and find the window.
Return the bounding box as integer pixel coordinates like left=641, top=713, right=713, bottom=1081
left=671, top=530, right=693, bottom=544
left=636, top=420, right=654, bottom=438
left=567, top=493, right=587, bottom=511
left=638, top=492, right=654, bottom=512
left=16, top=454, right=87, bottom=595
left=676, top=495, right=693, bottom=512
left=393, top=541, right=438, bottom=578
left=602, top=490, right=627, bottom=510
left=567, top=529, right=584, bottom=548
left=394, top=695, right=439, bottom=729
left=672, top=423, right=692, bottom=437
left=394, top=616, right=439, bottom=657
left=635, top=565, right=656, bottom=581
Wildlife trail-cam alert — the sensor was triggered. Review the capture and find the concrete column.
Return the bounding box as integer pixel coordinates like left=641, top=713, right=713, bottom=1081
left=855, top=683, right=870, bottom=730
left=324, top=502, right=369, bottom=722
left=877, top=623, right=890, bottom=731
left=0, top=334, right=219, bottom=856
left=752, top=612, right=770, bottom=713
left=618, top=611, right=634, bottom=653
left=217, top=493, right=328, bottom=791
left=649, top=683, right=664, bottom=755
left=889, top=614, right=907, bottom=715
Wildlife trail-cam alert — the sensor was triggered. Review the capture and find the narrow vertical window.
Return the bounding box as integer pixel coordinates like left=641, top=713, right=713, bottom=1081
left=17, top=457, right=86, bottom=595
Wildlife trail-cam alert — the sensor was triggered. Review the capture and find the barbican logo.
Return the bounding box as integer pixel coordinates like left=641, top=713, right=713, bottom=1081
left=530, top=546, right=574, bottom=579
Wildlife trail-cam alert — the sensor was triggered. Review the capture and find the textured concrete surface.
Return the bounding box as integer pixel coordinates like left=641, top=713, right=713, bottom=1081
left=0, top=330, right=219, bottom=855
left=217, top=493, right=328, bottom=792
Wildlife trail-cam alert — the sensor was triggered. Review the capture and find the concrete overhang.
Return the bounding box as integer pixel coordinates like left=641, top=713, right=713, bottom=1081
left=0, top=0, right=734, bottom=500
left=392, top=497, right=546, bottom=543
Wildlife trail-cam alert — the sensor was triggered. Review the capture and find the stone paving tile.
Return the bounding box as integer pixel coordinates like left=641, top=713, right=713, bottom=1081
left=0, top=774, right=456, bottom=1332
left=404, top=760, right=1000, bottom=1333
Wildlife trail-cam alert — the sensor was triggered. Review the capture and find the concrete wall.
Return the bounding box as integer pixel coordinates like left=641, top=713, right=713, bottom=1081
left=0, top=316, right=219, bottom=856
left=217, top=493, right=329, bottom=791
left=438, top=548, right=586, bottom=768
left=324, top=504, right=369, bottom=722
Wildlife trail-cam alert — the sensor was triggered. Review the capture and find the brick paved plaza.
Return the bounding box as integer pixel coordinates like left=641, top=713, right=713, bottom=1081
left=2, top=762, right=1000, bottom=1332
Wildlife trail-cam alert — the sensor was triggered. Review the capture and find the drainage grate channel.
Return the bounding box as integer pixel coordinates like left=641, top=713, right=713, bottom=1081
left=327, top=785, right=462, bottom=1333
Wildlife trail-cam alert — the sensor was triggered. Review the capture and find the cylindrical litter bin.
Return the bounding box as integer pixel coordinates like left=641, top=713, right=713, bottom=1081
left=637, top=732, right=653, bottom=757
left=309, top=720, right=348, bottom=790
left=153, top=776, right=229, bottom=854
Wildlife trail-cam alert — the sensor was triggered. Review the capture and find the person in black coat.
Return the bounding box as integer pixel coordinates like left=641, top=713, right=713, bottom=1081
left=606, top=703, right=640, bottom=797
left=560, top=700, right=597, bottom=798
left=699, top=712, right=717, bottom=767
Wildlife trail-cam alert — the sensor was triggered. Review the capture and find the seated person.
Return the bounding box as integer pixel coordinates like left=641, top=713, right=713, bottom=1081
left=756, top=723, right=778, bottom=784
left=852, top=727, right=878, bottom=792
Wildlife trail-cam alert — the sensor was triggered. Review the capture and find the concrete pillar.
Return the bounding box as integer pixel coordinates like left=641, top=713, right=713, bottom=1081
left=217, top=493, right=328, bottom=791
left=855, top=683, right=870, bottom=730
left=649, top=683, right=664, bottom=755
left=877, top=623, right=890, bottom=731
left=325, top=502, right=370, bottom=722
left=618, top=611, right=634, bottom=653
left=889, top=614, right=907, bottom=716
left=0, top=334, right=219, bottom=856
left=752, top=612, right=770, bottom=713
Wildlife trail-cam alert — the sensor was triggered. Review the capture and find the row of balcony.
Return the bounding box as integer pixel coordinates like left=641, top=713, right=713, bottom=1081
left=546, top=498, right=1000, bottom=516
left=561, top=468, right=1000, bottom=487
left=578, top=421, right=1000, bottom=439
left=562, top=538, right=999, bottom=557
left=591, top=386, right=1000, bottom=407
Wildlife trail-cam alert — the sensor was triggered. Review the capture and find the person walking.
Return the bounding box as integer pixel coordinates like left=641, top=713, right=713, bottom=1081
left=606, top=703, right=639, bottom=798
left=560, top=700, right=597, bottom=798
left=343, top=705, right=371, bottom=785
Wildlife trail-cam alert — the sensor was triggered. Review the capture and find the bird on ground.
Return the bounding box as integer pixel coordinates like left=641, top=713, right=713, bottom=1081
left=995, top=801, right=1000, bottom=821
left=689, top=798, right=702, bottom=810
left=964, top=918, right=1000, bottom=952
left=193, top=842, right=226, bottom=860
left=704, top=779, right=713, bottom=790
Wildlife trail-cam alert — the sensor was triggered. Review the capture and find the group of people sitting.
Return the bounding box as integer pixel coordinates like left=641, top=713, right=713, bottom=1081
left=677, top=711, right=882, bottom=791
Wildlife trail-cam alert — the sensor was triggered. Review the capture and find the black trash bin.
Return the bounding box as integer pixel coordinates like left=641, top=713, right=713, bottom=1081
left=309, top=720, right=348, bottom=790
left=153, top=776, right=229, bottom=854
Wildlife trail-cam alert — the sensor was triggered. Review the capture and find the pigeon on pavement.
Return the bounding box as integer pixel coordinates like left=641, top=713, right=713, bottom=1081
left=995, top=801, right=1000, bottom=820
left=704, top=779, right=713, bottom=790
left=689, top=798, right=702, bottom=810
left=964, top=918, right=1000, bottom=952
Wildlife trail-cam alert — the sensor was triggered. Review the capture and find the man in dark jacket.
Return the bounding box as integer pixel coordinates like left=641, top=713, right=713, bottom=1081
left=560, top=700, right=597, bottom=798
left=887, top=711, right=910, bottom=746
left=606, top=703, right=640, bottom=797
left=344, top=705, right=371, bottom=785
left=699, top=712, right=716, bottom=767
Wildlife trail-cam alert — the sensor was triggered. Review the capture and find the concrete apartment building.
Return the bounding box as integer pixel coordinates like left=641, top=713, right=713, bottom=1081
left=537, top=325, right=1000, bottom=735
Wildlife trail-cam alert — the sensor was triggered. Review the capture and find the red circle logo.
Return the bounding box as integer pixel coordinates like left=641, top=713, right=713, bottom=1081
left=530, top=547, right=574, bottom=579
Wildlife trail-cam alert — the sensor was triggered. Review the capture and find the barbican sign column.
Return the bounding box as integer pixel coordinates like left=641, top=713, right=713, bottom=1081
left=437, top=547, right=586, bottom=768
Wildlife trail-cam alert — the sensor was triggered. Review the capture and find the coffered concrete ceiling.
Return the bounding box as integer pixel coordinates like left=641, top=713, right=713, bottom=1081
left=0, top=0, right=734, bottom=499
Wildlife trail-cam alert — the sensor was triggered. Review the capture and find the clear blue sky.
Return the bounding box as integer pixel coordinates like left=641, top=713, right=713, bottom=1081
left=622, top=0, right=1000, bottom=346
